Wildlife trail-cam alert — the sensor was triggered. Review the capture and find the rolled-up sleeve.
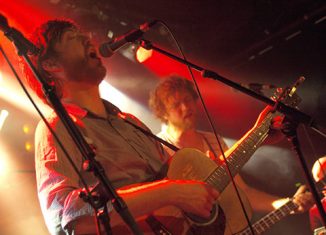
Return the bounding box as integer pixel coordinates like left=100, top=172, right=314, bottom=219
left=35, top=117, right=98, bottom=234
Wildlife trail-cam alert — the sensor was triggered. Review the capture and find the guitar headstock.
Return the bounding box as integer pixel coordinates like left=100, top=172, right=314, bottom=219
left=271, top=76, right=305, bottom=108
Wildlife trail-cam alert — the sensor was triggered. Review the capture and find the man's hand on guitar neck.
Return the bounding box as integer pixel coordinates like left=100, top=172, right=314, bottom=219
left=170, top=180, right=220, bottom=218
left=253, top=105, right=286, bottom=145
left=273, top=185, right=314, bottom=214
left=292, top=185, right=314, bottom=214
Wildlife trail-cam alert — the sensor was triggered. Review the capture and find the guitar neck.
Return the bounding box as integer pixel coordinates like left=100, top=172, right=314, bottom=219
left=238, top=199, right=298, bottom=235
left=205, top=111, right=275, bottom=192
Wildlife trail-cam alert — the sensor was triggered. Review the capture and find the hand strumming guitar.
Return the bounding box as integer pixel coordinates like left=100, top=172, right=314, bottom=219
left=168, top=180, right=220, bottom=218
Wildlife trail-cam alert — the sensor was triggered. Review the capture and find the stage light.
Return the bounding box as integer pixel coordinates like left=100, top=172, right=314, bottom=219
left=25, top=141, right=33, bottom=152
left=0, top=109, right=9, bottom=131
left=136, top=46, right=153, bottom=63
left=22, top=124, right=31, bottom=134
left=117, top=44, right=153, bottom=63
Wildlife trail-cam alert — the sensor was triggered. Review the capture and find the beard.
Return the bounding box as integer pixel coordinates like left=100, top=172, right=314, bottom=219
left=63, top=56, right=106, bottom=84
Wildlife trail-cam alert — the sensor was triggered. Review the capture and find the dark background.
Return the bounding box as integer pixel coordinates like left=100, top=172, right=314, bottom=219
left=0, top=0, right=325, bottom=234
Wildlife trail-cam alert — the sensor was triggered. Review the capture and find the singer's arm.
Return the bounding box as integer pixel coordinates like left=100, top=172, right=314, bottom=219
left=71, top=180, right=219, bottom=233
left=36, top=114, right=218, bottom=234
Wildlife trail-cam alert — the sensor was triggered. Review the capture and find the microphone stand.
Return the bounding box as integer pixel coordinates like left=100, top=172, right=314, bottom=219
left=139, top=39, right=326, bottom=227
left=1, top=18, right=142, bottom=235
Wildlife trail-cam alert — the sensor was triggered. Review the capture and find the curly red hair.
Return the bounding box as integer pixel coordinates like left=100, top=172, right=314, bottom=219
left=149, top=75, right=198, bottom=123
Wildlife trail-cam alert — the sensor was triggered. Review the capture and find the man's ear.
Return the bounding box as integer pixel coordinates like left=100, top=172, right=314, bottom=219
left=41, top=58, right=62, bottom=73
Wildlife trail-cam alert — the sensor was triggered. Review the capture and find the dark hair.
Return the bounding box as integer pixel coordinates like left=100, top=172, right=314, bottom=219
left=149, top=75, right=198, bottom=123
left=22, top=19, right=78, bottom=104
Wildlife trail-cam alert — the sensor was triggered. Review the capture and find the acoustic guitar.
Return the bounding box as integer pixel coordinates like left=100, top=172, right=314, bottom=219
left=114, top=80, right=302, bottom=234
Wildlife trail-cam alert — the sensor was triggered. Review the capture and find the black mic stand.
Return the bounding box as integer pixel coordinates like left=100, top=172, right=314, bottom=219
left=1, top=16, right=143, bottom=235
left=282, top=117, right=326, bottom=227
left=139, top=39, right=326, bottom=227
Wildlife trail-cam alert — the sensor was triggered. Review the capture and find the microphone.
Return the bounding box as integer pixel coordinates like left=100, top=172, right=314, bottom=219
left=99, top=20, right=158, bottom=58
left=0, top=14, right=40, bottom=55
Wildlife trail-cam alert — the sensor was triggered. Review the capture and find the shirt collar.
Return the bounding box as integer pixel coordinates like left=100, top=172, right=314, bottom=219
left=62, top=99, right=121, bottom=119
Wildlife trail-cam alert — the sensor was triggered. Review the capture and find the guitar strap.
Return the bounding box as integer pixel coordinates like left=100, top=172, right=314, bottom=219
left=122, top=117, right=180, bottom=152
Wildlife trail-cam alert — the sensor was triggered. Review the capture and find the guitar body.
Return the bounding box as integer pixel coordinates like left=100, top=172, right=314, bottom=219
left=153, top=183, right=252, bottom=235
left=165, top=148, right=253, bottom=235
left=112, top=148, right=252, bottom=235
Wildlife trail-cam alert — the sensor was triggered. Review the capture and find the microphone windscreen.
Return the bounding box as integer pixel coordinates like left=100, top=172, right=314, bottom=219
left=99, top=43, right=114, bottom=58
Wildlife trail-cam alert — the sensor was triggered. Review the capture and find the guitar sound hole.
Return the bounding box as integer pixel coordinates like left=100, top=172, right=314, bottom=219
left=185, top=204, right=218, bottom=226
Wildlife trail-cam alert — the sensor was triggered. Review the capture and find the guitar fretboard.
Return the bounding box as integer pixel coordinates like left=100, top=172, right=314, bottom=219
left=205, top=111, right=274, bottom=192
left=238, top=199, right=298, bottom=235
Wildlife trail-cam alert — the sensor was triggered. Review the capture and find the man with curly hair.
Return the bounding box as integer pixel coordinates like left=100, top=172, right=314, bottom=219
left=149, top=75, right=313, bottom=231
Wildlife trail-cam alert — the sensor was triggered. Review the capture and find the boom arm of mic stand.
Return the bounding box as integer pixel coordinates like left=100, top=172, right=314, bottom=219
left=2, top=24, right=143, bottom=235
left=139, top=38, right=326, bottom=227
